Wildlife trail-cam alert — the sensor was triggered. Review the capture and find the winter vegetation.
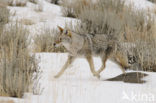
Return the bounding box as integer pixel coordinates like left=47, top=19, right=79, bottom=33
left=0, top=1, right=9, bottom=31
left=29, top=0, right=38, bottom=4
left=0, top=0, right=40, bottom=98
left=60, top=0, right=92, bottom=18
left=0, top=23, right=40, bottom=98
left=47, top=0, right=59, bottom=4
left=62, top=0, right=156, bottom=72
left=148, top=0, right=156, bottom=3
left=0, top=0, right=156, bottom=102
left=7, top=0, right=28, bottom=7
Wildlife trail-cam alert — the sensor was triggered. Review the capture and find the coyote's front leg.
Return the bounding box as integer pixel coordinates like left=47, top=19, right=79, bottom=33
left=85, top=54, right=100, bottom=79
left=54, top=56, right=75, bottom=78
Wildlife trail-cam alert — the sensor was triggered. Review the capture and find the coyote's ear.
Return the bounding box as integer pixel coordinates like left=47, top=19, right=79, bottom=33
left=68, top=31, right=72, bottom=37
left=57, top=26, right=64, bottom=33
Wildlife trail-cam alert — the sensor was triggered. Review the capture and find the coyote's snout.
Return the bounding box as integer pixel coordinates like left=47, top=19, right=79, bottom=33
left=53, top=26, right=132, bottom=79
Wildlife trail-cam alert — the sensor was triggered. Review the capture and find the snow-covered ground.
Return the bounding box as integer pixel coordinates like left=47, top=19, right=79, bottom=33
left=1, top=0, right=156, bottom=103
left=8, top=0, right=78, bottom=36
left=33, top=53, right=156, bottom=103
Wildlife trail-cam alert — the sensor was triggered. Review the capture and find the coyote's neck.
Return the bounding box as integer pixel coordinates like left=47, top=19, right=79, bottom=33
left=65, top=33, right=84, bottom=56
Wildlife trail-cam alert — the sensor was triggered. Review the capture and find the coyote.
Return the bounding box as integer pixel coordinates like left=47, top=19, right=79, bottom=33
left=53, top=26, right=134, bottom=78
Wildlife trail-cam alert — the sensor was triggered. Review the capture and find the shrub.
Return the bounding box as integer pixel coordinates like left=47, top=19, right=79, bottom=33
left=76, top=0, right=155, bottom=41
left=121, top=8, right=156, bottom=71
left=0, top=1, right=9, bottom=31
left=7, top=0, right=27, bottom=7
left=69, top=0, right=156, bottom=72
left=33, top=28, right=66, bottom=53
left=34, top=3, right=43, bottom=12
left=0, top=100, right=14, bottom=103
left=19, top=18, right=35, bottom=25
left=0, top=24, right=40, bottom=98
left=29, top=0, right=38, bottom=4
left=75, top=0, right=125, bottom=39
left=135, top=41, right=156, bottom=72
left=46, top=0, right=59, bottom=5
left=147, top=0, right=156, bottom=3
left=61, top=0, right=92, bottom=18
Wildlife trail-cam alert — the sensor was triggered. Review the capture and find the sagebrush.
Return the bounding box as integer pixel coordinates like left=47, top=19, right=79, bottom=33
left=0, top=23, right=40, bottom=98
left=147, top=0, right=156, bottom=3
left=7, top=0, right=27, bottom=6
left=29, top=0, right=38, bottom=4
left=0, top=1, right=9, bottom=31
left=61, top=0, right=92, bottom=18
left=65, top=0, right=156, bottom=72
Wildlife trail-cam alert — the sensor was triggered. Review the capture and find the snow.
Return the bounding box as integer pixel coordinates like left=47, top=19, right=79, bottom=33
left=30, top=53, right=156, bottom=103
left=0, top=97, right=24, bottom=103
left=1, top=0, right=156, bottom=103
left=8, top=0, right=78, bottom=36
left=125, top=0, right=155, bottom=10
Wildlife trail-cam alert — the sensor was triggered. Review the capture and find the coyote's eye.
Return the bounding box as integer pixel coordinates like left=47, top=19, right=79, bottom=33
left=59, top=38, right=62, bottom=41
left=65, top=30, right=68, bottom=35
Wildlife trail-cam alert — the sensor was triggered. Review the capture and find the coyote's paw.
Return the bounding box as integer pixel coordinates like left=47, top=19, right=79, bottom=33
left=54, top=75, right=60, bottom=78
left=93, top=73, right=100, bottom=79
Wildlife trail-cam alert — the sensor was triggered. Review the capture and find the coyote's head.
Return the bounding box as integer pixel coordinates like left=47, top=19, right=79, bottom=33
left=53, top=26, right=85, bottom=55
left=53, top=26, right=72, bottom=48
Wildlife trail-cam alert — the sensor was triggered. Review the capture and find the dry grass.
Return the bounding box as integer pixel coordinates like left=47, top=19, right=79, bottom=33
left=34, top=3, right=43, bottom=12
left=65, top=0, right=156, bottom=72
left=7, top=0, right=27, bottom=7
left=0, top=1, right=9, bottom=31
left=0, top=23, right=40, bottom=98
left=0, top=0, right=8, bottom=7
left=19, top=18, right=35, bottom=25
left=74, top=0, right=125, bottom=37
left=152, top=5, right=156, bottom=16
left=29, top=0, right=38, bottom=4
left=147, top=0, right=156, bottom=3
left=61, top=0, right=93, bottom=18
left=121, top=8, right=156, bottom=71
left=0, top=100, right=14, bottom=103
left=46, top=0, right=59, bottom=4
left=33, top=28, right=66, bottom=53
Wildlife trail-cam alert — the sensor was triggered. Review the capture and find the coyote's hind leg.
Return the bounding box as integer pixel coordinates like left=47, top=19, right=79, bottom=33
left=114, top=53, right=127, bottom=74
left=54, top=56, right=75, bottom=78
left=97, top=54, right=109, bottom=74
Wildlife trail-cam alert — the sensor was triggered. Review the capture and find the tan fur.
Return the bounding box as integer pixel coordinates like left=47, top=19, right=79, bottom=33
left=54, top=26, right=134, bottom=79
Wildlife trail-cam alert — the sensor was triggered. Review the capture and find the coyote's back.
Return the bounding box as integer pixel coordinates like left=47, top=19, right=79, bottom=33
left=91, top=34, right=116, bottom=55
